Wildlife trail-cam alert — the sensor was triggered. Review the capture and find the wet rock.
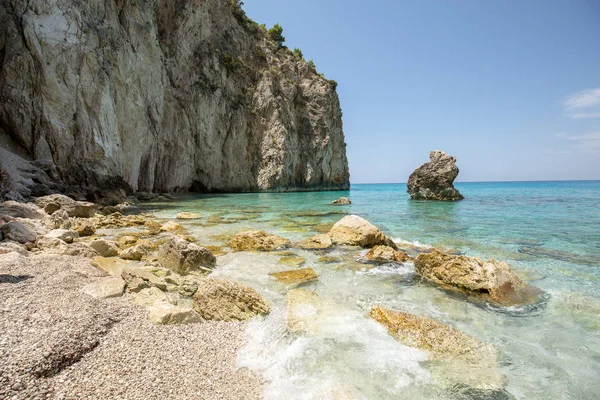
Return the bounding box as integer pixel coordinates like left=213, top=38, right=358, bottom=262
left=0, top=221, right=37, bottom=244
left=278, top=255, right=306, bottom=267
left=414, top=249, right=545, bottom=306
left=44, top=229, right=79, bottom=244
left=228, top=230, right=291, bottom=251
left=318, top=255, right=342, bottom=264
left=157, top=236, right=215, bottom=275
left=176, top=212, right=201, bottom=220
left=370, top=306, right=502, bottom=391
left=35, top=194, right=97, bottom=217
left=161, top=221, right=187, bottom=233
left=193, top=278, right=270, bottom=321
left=304, top=215, right=397, bottom=249
left=331, top=197, right=351, bottom=205
left=269, top=268, right=318, bottom=286
left=285, top=289, right=335, bottom=334
left=80, top=277, right=126, bottom=299
left=89, top=238, right=121, bottom=257
left=366, top=245, right=409, bottom=263
left=407, top=150, right=464, bottom=201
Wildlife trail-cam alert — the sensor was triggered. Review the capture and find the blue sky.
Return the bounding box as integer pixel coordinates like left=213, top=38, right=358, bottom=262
left=243, top=0, right=600, bottom=182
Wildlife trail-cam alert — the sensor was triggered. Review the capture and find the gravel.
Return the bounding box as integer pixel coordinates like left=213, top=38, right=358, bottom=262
left=0, top=251, right=263, bottom=399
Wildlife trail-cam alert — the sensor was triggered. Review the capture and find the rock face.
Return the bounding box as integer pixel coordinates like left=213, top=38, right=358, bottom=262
left=302, top=215, right=397, bottom=249
left=0, top=0, right=349, bottom=197
left=414, top=249, right=545, bottom=306
left=407, top=151, right=464, bottom=201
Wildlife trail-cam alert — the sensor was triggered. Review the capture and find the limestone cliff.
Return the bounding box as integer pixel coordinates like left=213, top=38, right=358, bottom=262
left=0, top=0, right=349, bottom=197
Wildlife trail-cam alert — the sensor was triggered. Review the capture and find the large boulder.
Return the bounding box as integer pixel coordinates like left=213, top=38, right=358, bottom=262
left=407, top=150, right=464, bottom=201
left=414, top=249, right=545, bottom=306
left=228, top=230, right=291, bottom=251
left=192, top=278, right=270, bottom=321
left=302, top=215, right=396, bottom=249
left=34, top=194, right=97, bottom=217
left=366, top=245, right=409, bottom=263
left=0, top=221, right=37, bottom=244
left=157, top=236, right=216, bottom=275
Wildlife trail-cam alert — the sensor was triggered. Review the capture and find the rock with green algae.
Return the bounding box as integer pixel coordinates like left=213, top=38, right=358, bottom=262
left=228, top=230, right=291, bottom=251
left=414, top=249, right=545, bottom=306
left=277, top=255, right=306, bottom=267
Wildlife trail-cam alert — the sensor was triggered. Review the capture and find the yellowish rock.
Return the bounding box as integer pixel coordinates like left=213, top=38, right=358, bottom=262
left=277, top=255, right=306, bottom=267
left=176, top=212, right=201, bottom=220
left=318, top=256, right=342, bottom=264
left=118, top=235, right=139, bottom=247
left=161, top=221, right=187, bottom=234
left=91, top=256, right=131, bottom=276
left=228, top=230, right=291, bottom=251
left=193, top=278, right=270, bottom=321
left=285, top=289, right=331, bottom=334
left=269, top=267, right=318, bottom=286
left=414, top=249, right=545, bottom=306
left=366, top=245, right=409, bottom=263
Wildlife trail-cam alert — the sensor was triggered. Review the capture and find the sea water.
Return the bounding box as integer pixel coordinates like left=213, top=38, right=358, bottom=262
left=142, top=181, right=600, bottom=400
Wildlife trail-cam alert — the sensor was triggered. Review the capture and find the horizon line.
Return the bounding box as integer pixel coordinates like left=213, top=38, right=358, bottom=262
left=350, top=179, right=600, bottom=185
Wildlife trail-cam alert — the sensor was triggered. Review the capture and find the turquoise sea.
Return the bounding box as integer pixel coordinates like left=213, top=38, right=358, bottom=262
left=143, top=181, right=600, bottom=400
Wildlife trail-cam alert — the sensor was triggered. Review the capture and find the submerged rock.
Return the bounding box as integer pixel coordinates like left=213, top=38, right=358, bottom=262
left=366, top=245, right=409, bottom=263
left=229, top=230, right=291, bottom=251
left=176, top=212, right=201, bottom=220
left=407, top=150, right=464, bottom=201
left=370, top=306, right=502, bottom=391
left=302, top=215, right=396, bottom=250
left=269, top=268, right=318, bottom=286
left=331, top=197, right=351, bottom=205
left=277, top=255, right=306, bottom=267
left=414, top=249, right=544, bottom=306
left=157, top=236, right=215, bottom=275
left=193, top=278, right=270, bottom=321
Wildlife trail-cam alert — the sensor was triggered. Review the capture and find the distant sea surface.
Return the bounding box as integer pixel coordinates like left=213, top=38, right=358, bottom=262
left=143, top=181, right=600, bottom=400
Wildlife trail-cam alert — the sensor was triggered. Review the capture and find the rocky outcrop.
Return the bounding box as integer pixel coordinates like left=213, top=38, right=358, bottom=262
left=0, top=0, right=349, bottom=197
left=414, top=249, right=545, bottom=306
left=407, top=151, right=464, bottom=201
left=229, top=230, right=291, bottom=251
left=301, top=215, right=397, bottom=249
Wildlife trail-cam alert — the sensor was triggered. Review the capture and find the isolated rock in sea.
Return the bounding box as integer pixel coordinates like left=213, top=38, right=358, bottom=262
left=35, top=195, right=96, bottom=217
left=366, top=245, right=409, bottom=263
left=80, top=277, right=126, bottom=299
left=229, top=230, right=291, bottom=251
left=269, top=268, right=318, bottom=286
left=0, top=221, right=37, bottom=244
left=157, top=236, right=216, bottom=275
left=407, top=151, right=464, bottom=201
left=44, top=229, right=79, bottom=244
left=0, top=1, right=349, bottom=196
left=89, top=238, right=121, bottom=257
left=193, top=278, right=270, bottom=321
left=331, top=197, right=351, bottom=205
left=304, top=215, right=397, bottom=249
left=370, top=306, right=503, bottom=391
left=414, top=249, right=544, bottom=306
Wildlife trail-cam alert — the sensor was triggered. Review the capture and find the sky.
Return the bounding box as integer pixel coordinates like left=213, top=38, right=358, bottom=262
left=243, top=0, right=600, bottom=182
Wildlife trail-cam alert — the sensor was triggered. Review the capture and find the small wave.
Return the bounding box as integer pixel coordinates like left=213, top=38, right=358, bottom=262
left=392, top=237, right=433, bottom=248
left=356, top=263, right=414, bottom=276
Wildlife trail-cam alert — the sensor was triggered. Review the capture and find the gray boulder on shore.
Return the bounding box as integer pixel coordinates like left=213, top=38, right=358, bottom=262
left=407, top=150, right=464, bottom=201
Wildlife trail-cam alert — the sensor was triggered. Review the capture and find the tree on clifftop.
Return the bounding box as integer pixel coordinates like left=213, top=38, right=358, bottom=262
left=267, top=23, right=285, bottom=46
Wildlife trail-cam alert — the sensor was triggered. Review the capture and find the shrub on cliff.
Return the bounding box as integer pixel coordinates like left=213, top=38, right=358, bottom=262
left=267, top=24, right=285, bottom=46
left=293, top=48, right=303, bottom=59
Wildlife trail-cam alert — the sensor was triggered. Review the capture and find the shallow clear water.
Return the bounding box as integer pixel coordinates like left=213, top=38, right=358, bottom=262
left=142, top=181, right=600, bottom=400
